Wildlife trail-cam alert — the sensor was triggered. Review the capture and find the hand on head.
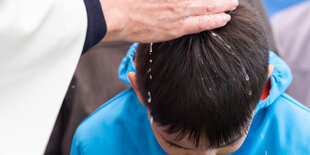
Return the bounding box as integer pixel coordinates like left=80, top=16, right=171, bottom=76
left=100, top=0, right=239, bottom=42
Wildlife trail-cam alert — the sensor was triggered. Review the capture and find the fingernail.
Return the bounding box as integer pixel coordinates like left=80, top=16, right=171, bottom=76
left=232, top=0, right=239, bottom=7
left=222, top=14, right=231, bottom=22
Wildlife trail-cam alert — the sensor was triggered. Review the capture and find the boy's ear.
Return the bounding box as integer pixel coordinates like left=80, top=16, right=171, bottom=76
left=128, top=72, right=144, bottom=105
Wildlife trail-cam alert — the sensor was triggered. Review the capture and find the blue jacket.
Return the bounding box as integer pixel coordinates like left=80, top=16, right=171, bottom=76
left=71, top=43, right=310, bottom=155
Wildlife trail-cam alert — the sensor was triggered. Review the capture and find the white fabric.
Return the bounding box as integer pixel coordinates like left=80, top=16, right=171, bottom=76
left=0, top=0, right=87, bottom=154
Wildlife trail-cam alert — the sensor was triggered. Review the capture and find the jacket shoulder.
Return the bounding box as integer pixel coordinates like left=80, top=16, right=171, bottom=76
left=73, top=88, right=139, bottom=144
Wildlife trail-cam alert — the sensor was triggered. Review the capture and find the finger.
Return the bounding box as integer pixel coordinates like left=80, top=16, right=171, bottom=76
left=180, top=0, right=238, bottom=16
left=211, top=0, right=239, bottom=13
left=181, top=13, right=231, bottom=34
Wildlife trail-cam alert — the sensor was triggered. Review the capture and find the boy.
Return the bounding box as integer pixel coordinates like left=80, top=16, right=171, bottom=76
left=70, top=3, right=310, bottom=155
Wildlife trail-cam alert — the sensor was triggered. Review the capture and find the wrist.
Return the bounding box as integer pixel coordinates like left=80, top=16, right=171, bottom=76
left=100, top=0, right=127, bottom=42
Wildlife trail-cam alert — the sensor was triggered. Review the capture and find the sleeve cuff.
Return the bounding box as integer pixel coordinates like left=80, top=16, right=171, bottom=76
left=82, top=0, right=107, bottom=54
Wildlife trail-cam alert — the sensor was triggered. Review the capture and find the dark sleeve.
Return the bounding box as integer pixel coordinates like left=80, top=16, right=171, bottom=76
left=82, top=0, right=107, bottom=54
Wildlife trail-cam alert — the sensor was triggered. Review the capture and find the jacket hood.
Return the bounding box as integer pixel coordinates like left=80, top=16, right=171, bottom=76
left=254, top=52, right=292, bottom=114
left=118, top=43, right=138, bottom=85
left=118, top=43, right=292, bottom=113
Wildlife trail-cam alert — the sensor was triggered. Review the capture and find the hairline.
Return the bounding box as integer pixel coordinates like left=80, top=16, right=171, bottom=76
left=157, top=126, right=244, bottom=151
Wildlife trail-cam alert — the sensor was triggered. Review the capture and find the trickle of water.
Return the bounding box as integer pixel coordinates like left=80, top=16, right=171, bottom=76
left=231, top=45, right=253, bottom=98
left=210, top=31, right=231, bottom=49
left=148, top=43, right=153, bottom=103
left=233, top=52, right=250, bottom=82
left=211, top=31, right=220, bottom=39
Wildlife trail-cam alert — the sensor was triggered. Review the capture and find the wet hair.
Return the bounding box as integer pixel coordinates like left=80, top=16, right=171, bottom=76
left=135, top=2, right=269, bottom=149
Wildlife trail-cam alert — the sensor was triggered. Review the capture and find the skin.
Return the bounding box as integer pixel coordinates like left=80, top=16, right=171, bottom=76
left=100, top=0, right=239, bottom=42
left=127, top=64, right=274, bottom=155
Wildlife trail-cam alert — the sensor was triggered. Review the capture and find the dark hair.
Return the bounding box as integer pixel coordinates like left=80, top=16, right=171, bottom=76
left=135, top=2, right=269, bottom=149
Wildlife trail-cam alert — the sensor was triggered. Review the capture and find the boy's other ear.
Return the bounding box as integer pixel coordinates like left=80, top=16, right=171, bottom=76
left=128, top=72, right=144, bottom=105
left=261, top=65, right=275, bottom=100
left=268, top=65, right=274, bottom=78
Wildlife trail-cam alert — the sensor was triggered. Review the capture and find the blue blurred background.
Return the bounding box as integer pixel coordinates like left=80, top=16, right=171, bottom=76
left=264, top=0, right=308, bottom=17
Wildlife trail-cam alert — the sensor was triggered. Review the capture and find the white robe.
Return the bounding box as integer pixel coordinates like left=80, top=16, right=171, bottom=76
left=0, top=0, right=87, bottom=154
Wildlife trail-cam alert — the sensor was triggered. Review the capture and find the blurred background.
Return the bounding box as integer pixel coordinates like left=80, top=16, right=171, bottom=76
left=264, top=0, right=310, bottom=107
left=45, top=0, right=310, bottom=154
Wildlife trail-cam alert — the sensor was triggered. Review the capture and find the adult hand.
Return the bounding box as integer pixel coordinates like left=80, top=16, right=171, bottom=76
left=100, top=0, right=238, bottom=43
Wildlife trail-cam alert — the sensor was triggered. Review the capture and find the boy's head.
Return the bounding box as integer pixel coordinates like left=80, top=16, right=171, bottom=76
left=128, top=3, right=271, bottom=155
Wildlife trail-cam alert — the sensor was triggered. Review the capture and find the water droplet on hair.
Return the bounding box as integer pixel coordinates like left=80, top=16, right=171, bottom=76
left=245, top=74, right=249, bottom=81
left=249, top=90, right=252, bottom=96
left=209, top=88, right=212, bottom=91
left=147, top=68, right=151, bottom=73
left=149, top=75, right=152, bottom=80
left=71, top=85, right=76, bottom=89
left=149, top=43, right=153, bottom=53
left=242, top=68, right=249, bottom=81
left=149, top=115, right=153, bottom=123
left=149, top=59, right=152, bottom=63
left=148, top=96, right=152, bottom=103
left=147, top=91, right=152, bottom=103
